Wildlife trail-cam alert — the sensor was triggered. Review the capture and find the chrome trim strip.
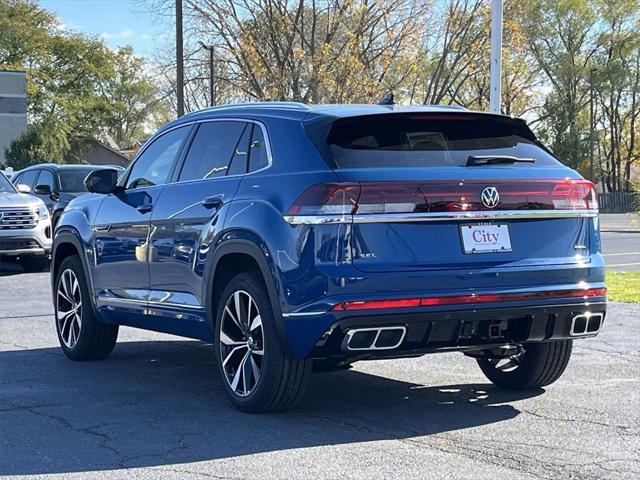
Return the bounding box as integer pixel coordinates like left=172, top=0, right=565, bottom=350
left=96, top=294, right=205, bottom=310
left=96, top=295, right=147, bottom=306
left=147, top=299, right=205, bottom=310
left=284, top=215, right=351, bottom=225
left=121, top=117, right=274, bottom=191
left=285, top=209, right=599, bottom=225
left=281, top=311, right=328, bottom=318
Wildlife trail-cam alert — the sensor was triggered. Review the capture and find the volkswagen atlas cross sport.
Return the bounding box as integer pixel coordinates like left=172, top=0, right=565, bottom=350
left=51, top=103, right=606, bottom=412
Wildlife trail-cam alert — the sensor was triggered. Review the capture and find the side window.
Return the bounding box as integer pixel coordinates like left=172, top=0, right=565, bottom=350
left=126, top=126, right=189, bottom=189
left=18, top=170, right=39, bottom=188
left=227, top=124, right=252, bottom=176
left=178, top=121, right=246, bottom=182
left=37, top=169, right=55, bottom=189
left=248, top=125, right=270, bottom=172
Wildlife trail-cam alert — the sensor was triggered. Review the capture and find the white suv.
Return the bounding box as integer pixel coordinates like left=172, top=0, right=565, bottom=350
left=0, top=171, right=52, bottom=272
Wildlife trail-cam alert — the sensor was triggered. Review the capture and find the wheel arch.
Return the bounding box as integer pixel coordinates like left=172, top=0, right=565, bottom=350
left=206, top=238, right=293, bottom=356
left=51, top=228, right=98, bottom=314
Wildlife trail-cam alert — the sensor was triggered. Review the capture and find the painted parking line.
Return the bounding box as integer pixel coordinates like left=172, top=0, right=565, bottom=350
left=607, top=262, right=640, bottom=267
left=603, top=252, right=640, bottom=257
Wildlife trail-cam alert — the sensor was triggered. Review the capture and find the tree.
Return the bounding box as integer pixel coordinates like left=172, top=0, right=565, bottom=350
left=521, top=0, right=600, bottom=173
left=150, top=0, right=426, bottom=107
left=405, top=0, right=488, bottom=106
left=1, top=0, right=166, bottom=168
left=592, top=0, right=640, bottom=192
left=102, top=47, right=170, bottom=147
left=143, top=0, right=639, bottom=191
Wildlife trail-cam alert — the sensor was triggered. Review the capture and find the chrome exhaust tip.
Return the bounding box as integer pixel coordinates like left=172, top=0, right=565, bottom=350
left=342, top=326, right=406, bottom=351
left=570, top=312, right=604, bottom=337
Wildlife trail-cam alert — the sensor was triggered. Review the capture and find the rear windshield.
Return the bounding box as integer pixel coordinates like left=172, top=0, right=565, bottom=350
left=57, top=168, right=96, bottom=192
left=307, top=114, right=561, bottom=168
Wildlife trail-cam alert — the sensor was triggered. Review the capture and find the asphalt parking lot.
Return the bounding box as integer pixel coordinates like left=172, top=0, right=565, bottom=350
left=602, top=232, right=640, bottom=271
left=600, top=214, right=640, bottom=271
left=1, top=266, right=639, bottom=479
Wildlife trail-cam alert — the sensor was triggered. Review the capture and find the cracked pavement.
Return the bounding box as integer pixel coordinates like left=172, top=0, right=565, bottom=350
left=0, top=269, right=639, bottom=479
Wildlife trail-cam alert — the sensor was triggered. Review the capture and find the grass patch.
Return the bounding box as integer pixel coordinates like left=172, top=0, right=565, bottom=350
left=606, top=271, right=640, bottom=303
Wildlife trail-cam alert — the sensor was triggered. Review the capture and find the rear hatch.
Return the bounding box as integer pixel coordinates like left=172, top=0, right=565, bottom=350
left=300, top=111, right=598, bottom=273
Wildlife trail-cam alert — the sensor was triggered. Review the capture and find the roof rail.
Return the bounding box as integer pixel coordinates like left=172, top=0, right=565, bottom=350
left=191, top=101, right=310, bottom=115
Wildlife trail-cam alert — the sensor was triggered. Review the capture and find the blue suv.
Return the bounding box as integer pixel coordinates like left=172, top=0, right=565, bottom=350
left=51, top=103, right=606, bottom=412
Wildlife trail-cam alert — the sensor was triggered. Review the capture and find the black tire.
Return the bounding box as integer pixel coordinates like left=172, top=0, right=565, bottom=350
left=477, top=340, right=573, bottom=389
left=54, top=255, right=118, bottom=360
left=214, top=271, right=312, bottom=413
left=19, top=255, right=49, bottom=272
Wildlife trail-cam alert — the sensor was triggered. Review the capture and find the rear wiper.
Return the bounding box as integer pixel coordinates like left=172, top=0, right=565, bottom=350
left=466, top=155, right=535, bottom=166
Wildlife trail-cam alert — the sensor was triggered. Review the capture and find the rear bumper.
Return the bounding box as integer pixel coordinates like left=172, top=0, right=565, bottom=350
left=283, top=298, right=607, bottom=359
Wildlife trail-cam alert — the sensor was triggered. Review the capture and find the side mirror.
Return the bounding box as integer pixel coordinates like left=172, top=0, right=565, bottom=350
left=85, top=168, right=119, bottom=194
left=16, top=184, right=31, bottom=193
left=34, top=184, right=52, bottom=195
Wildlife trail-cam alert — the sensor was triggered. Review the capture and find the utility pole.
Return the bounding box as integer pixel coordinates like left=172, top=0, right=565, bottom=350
left=176, top=0, right=184, bottom=117
left=199, top=42, right=215, bottom=107
left=589, top=68, right=596, bottom=182
left=489, top=0, right=503, bottom=114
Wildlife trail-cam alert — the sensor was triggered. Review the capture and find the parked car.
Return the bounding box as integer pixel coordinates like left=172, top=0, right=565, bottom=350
left=12, top=164, right=125, bottom=230
left=51, top=103, right=606, bottom=412
left=0, top=171, right=52, bottom=272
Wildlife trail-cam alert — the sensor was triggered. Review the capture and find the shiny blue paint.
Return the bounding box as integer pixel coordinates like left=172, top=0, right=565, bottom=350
left=92, top=186, right=164, bottom=314
left=149, top=176, right=240, bottom=309
left=52, top=105, right=606, bottom=356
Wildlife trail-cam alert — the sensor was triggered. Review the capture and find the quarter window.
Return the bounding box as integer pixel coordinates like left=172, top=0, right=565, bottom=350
left=178, top=121, right=246, bottom=182
left=126, top=126, right=189, bottom=189
left=249, top=125, right=269, bottom=172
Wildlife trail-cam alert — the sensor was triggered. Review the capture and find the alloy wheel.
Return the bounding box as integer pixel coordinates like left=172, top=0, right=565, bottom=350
left=219, top=290, right=264, bottom=397
left=56, top=268, right=82, bottom=348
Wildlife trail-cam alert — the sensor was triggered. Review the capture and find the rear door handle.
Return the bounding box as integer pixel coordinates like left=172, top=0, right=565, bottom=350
left=202, top=196, right=223, bottom=209
left=137, top=204, right=153, bottom=214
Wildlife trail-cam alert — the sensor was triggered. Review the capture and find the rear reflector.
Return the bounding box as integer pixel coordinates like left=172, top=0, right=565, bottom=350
left=331, top=287, right=607, bottom=311
left=285, top=180, right=598, bottom=217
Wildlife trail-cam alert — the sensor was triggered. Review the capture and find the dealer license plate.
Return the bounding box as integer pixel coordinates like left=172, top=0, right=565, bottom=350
left=460, top=224, right=512, bottom=254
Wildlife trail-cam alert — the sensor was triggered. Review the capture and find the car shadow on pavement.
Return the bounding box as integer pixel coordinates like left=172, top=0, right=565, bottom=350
left=0, top=340, right=543, bottom=475
left=0, top=257, right=50, bottom=276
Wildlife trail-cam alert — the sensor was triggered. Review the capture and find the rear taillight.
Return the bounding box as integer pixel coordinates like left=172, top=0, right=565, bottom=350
left=551, top=180, right=598, bottom=210
left=332, top=287, right=607, bottom=311
left=285, top=183, right=360, bottom=216
left=285, top=180, right=598, bottom=218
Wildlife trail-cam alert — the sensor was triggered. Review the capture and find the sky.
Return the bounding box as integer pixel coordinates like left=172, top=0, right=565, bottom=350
left=38, top=0, right=169, bottom=59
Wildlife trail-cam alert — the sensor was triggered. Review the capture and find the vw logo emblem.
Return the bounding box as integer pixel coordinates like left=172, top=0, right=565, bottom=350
left=480, top=186, right=500, bottom=208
